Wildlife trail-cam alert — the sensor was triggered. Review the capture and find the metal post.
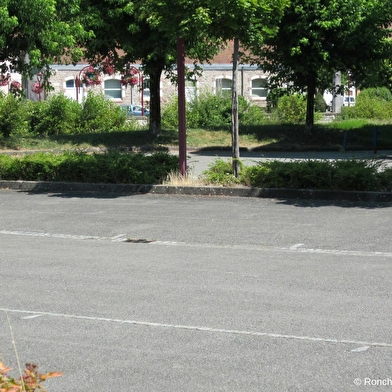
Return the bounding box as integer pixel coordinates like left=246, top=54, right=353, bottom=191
left=37, top=72, right=42, bottom=101
left=177, top=37, right=187, bottom=176
left=141, top=74, right=144, bottom=116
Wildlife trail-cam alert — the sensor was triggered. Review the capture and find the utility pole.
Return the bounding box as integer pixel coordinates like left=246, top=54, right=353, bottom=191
left=177, top=37, right=187, bottom=177
left=232, top=38, right=240, bottom=177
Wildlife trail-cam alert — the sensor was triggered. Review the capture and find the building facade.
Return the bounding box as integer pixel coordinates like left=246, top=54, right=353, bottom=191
left=3, top=44, right=271, bottom=108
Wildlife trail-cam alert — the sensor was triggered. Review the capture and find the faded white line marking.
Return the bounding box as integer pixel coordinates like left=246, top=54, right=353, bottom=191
left=152, top=240, right=392, bottom=258
left=1, top=229, right=392, bottom=258
left=351, top=346, right=370, bottom=352
left=21, top=315, right=42, bottom=320
left=290, top=243, right=305, bottom=250
left=0, top=230, right=128, bottom=243
left=1, top=308, right=391, bottom=348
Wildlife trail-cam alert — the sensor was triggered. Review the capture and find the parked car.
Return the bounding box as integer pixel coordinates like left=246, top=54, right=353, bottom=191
left=120, top=105, right=149, bottom=116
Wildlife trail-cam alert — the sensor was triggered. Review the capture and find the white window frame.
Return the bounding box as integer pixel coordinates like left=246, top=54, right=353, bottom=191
left=185, top=78, right=198, bottom=102
left=104, top=78, right=123, bottom=100
left=215, top=77, right=232, bottom=96
left=64, top=77, right=80, bottom=102
left=251, top=77, right=268, bottom=100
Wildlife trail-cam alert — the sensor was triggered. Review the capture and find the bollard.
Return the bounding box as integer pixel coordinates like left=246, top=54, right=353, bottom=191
left=374, top=127, right=378, bottom=154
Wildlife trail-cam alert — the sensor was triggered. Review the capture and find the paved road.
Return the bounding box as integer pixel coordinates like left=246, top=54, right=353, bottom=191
left=1, top=191, right=391, bottom=391
left=186, top=150, right=392, bottom=177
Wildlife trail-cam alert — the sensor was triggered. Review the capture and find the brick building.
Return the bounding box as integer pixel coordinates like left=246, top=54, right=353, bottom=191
left=24, top=43, right=270, bottom=108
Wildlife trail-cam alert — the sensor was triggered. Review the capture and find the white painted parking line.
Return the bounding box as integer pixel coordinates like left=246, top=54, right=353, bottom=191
left=1, top=308, right=391, bottom=349
left=1, top=229, right=392, bottom=258
left=0, top=229, right=129, bottom=242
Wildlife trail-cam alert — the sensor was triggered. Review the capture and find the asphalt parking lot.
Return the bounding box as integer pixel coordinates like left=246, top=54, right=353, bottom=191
left=1, top=191, right=391, bottom=391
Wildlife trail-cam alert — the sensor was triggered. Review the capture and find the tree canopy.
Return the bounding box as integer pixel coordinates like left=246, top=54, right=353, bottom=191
left=81, top=0, right=224, bottom=135
left=0, top=0, right=89, bottom=80
left=251, top=0, right=392, bottom=130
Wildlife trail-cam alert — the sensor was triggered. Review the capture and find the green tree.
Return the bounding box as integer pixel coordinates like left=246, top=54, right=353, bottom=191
left=81, top=0, right=223, bottom=136
left=0, top=0, right=89, bottom=81
left=202, top=0, right=288, bottom=176
left=252, top=0, right=392, bottom=132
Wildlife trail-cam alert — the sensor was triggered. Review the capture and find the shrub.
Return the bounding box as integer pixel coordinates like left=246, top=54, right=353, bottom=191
left=202, top=157, right=241, bottom=186
left=340, top=87, right=392, bottom=120
left=314, top=92, right=327, bottom=113
left=359, top=87, right=392, bottom=102
left=162, top=91, right=266, bottom=129
left=0, top=151, right=179, bottom=184
left=0, top=93, right=29, bottom=137
left=161, top=98, right=182, bottom=129
left=189, top=91, right=234, bottom=128
left=241, top=160, right=334, bottom=189
left=266, top=87, right=288, bottom=111
left=239, top=159, right=385, bottom=191
left=241, top=105, right=268, bottom=125
left=29, top=93, right=82, bottom=136
left=331, top=159, right=381, bottom=191
left=80, top=91, right=127, bottom=133
left=378, top=167, right=392, bottom=191
left=275, top=94, right=307, bottom=124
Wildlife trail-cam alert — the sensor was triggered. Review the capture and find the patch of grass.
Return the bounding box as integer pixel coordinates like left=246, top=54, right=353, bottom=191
left=163, top=170, right=207, bottom=186
left=1, top=119, right=392, bottom=152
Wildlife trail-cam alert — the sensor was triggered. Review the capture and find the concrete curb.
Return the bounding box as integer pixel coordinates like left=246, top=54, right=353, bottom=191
left=1, top=180, right=391, bottom=202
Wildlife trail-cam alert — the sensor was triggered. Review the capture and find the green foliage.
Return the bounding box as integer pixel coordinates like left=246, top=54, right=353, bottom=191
left=162, top=91, right=266, bottom=129
left=275, top=94, right=306, bottom=124
left=189, top=92, right=234, bottom=128
left=80, top=92, right=127, bottom=133
left=239, top=159, right=387, bottom=191
left=314, top=92, right=327, bottom=113
left=202, top=157, right=241, bottom=186
left=0, top=93, right=29, bottom=137
left=30, top=93, right=82, bottom=136
left=252, top=0, right=392, bottom=129
left=0, top=151, right=178, bottom=184
left=1, top=0, right=88, bottom=77
left=240, top=105, right=267, bottom=125
left=0, top=92, right=132, bottom=138
left=266, top=87, right=288, bottom=111
left=339, top=88, right=392, bottom=120
left=378, top=167, right=392, bottom=191
left=359, top=87, right=392, bottom=102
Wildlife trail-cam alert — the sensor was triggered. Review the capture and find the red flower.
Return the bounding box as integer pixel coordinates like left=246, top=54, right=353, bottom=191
left=31, top=82, right=43, bottom=94
left=82, top=67, right=101, bottom=86
left=121, top=69, right=139, bottom=87
left=0, top=73, right=10, bottom=86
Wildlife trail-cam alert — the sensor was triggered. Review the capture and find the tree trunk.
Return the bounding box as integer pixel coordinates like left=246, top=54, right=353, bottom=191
left=305, top=75, right=316, bottom=134
left=148, top=63, right=164, bottom=136
left=231, top=37, right=240, bottom=177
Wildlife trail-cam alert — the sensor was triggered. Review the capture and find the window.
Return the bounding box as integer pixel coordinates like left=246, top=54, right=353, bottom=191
left=185, top=79, right=197, bottom=102
left=64, top=78, right=78, bottom=101
left=66, top=79, right=75, bottom=88
left=216, top=78, right=232, bottom=96
left=251, top=78, right=268, bottom=98
left=142, top=78, right=150, bottom=100
left=104, top=79, right=122, bottom=99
